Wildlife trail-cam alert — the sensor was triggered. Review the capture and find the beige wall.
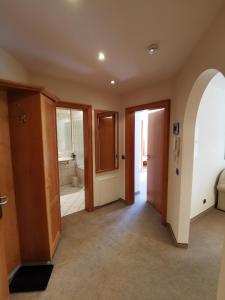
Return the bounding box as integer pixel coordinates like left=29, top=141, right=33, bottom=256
left=173, top=7, right=225, bottom=243
left=120, top=6, right=225, bottom=245
left=119, top=78, right=174, bottom=199
left=30, top=73, right=124, bottom=207
left=1, top=5, right=225, bottom=295
left=119, top=7, right=225, bottom=298
left=0, top=48, right=29, bottom=83
left=171, top=9, right=225, bottom=295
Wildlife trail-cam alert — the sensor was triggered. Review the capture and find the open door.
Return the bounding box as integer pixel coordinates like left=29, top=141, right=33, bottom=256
left=147, top=109, right=165, bottom=214
left=125, top=100, right=170, bottom=224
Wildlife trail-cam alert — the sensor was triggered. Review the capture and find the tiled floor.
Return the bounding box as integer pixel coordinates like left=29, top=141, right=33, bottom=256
left=60, top=185, right=85, bottom=217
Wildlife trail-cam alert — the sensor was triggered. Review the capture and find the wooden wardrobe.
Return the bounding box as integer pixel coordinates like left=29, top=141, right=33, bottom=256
left=1, top=80, right=61, bottom=265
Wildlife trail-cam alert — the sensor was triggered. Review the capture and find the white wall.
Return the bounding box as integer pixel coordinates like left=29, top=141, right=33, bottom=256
left=0, top=48, right=29, bottom=82
left=30, top=73, right=123, bottom=207
left=172, top=7, right=225, bottom=244
left=191, top=74, right=225, bottom=218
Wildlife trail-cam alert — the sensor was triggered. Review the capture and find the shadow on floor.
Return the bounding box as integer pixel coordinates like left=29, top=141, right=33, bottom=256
left=12, top=199, right=225, bottom=300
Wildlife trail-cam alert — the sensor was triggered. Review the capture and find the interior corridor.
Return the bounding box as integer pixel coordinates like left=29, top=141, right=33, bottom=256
left=12, top=200, right=225, bottom=300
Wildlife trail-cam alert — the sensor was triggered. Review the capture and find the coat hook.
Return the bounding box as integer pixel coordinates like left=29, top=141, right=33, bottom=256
left=18, top=114, right=28, bottom=124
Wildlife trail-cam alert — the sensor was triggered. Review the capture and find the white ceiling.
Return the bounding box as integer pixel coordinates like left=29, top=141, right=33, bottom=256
left=0, top=0, right=224, bottom=94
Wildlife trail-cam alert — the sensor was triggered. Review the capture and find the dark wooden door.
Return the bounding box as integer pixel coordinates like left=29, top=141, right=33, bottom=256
left=98, top=114, right=115, bottom=170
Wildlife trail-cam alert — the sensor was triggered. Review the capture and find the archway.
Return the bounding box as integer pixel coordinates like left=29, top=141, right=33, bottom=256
left=179, top=69, right=225, bottom=243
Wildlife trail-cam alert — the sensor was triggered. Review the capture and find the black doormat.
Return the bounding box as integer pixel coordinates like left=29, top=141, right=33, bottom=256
left=9, top=264, right=54, bottom=293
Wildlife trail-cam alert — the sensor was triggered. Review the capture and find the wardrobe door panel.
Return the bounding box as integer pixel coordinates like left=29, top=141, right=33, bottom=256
left=8, top=91, right=50, bottom=261
left=41, top=95, right=61, bottom=257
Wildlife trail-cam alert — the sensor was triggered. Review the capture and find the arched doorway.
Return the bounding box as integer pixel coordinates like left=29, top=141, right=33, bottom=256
left=179, top=69, right=225, bottom=243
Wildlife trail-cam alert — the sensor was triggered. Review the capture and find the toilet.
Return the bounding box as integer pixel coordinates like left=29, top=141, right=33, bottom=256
left=72, top=176, right=79, bottom=187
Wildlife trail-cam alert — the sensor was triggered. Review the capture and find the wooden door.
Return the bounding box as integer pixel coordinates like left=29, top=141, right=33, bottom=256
left=98, top=113, right=115, bottom=170
left=0, top=220, right=10, bottom=300
left=0, top=91, right=12, bottom=300
left=147, top=109, right=165, bottom=213
left=9, top=91, right=51, bottom=262
left=41, top=95, right=61, bottom=257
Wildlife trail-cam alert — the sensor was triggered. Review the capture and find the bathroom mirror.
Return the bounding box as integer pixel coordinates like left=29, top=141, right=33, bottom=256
left=56, top=108, right=72, bottom=158
left=95, top=110, right=119, bottom=173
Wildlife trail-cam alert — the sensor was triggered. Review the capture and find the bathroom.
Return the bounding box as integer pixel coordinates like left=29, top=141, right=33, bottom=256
left=56, top=107, right=85, bottom=217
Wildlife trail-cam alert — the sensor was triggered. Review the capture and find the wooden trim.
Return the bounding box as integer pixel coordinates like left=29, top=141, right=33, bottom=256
left=125, top=99, right=170, bottom=224
left=125, top=110, right=135, bottom=205
left=191, top=205, right=215, bottom=223
left=167, top=223, right=188, bottom=249
left=125, top=99, right=170, bottom=113
left=0, top=78, right=61, bottom=103
left=56, top=101, right=94, bottom=212
left=94, top=109, right=119, bottom=173
left=42, top=90, right=62, bottom=103
left=95, top=198, right=125, bottom=209
left=96, top=167, right=119, bottom=174
left=0, top=78, right=44, bottom=91
left=57, top=101, right=91, bottom=111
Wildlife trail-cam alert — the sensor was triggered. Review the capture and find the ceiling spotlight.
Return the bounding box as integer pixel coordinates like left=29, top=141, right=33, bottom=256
left=148, top=44, right=159, bottom=55
left=98, top=52, right=105, bottom=61
left=110, top=80, right=115, bottom=85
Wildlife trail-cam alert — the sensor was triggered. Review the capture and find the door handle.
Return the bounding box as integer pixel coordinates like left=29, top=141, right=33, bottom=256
left=0, top=196, right=9, bottom=206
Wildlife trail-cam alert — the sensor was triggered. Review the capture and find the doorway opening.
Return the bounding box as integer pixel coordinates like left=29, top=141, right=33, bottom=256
left=179, top=70, right=225, bottom=244
left=135, top=110, right=148, bottom=202
left=135, top=109, right=164, bottom=206
left=56, top=108, right=85, bottom=216
left=190, top=72, right=225, bottom=220
left=125, top=100, right=170, bottom=224
left=56, top=102, right=94, bottom=216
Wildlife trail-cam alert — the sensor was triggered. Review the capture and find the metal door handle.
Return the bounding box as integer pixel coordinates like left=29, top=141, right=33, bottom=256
left=0, top=196, right=9, bottom=206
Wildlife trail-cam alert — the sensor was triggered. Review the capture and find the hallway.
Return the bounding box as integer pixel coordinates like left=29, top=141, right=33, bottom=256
left=12, top=200, right=225, bottom=300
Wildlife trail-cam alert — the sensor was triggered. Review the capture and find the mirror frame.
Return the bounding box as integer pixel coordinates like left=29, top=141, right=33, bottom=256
left=94, top=110, right=119, bottom=173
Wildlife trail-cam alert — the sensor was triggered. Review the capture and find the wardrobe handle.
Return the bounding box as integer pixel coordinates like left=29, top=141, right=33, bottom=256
left=0, top=196, right=9, bottom=206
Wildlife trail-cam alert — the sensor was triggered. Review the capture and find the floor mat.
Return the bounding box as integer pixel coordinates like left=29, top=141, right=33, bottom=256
left=9, top=264, right=54, bottom=293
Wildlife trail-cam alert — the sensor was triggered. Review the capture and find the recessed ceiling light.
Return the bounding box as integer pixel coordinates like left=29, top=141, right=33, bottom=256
left=148, top=43, right=159, bottom=55
left=98, top=52, right=105, bottom=61
left=110, top=80, right=115, bottom=85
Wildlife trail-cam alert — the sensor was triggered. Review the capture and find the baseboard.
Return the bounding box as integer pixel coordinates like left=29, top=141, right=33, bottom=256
left=191, top=205, right=215, bottom=223
left=95, top=198, right=125, bottom=209
left=166, top=223, right=188, bottom=249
